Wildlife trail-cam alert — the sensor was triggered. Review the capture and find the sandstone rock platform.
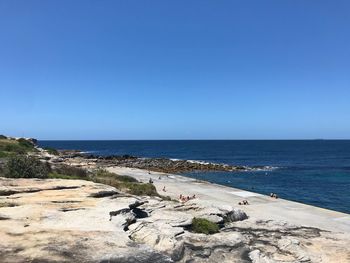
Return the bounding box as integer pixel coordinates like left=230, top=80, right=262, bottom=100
left=0, top=177, right=349, bottom=262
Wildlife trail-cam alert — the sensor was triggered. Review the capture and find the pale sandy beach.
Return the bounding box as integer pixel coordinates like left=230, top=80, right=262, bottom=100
left=108, top=166, right=350, bottom=233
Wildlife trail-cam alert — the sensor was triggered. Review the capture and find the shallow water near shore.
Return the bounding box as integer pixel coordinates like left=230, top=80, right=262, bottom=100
left=39, top=140, right=350, bottom=214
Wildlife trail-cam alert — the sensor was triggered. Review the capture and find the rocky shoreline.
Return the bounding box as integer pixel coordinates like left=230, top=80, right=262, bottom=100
left=0, top=141, right=349, bottom=262
left=49, top=150, right=273, bottom=174
left=1, top=177, right=349, bottom=262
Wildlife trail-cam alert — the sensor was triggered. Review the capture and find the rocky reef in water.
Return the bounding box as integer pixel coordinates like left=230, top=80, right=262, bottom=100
left=51, top=151, right=273, bottom=174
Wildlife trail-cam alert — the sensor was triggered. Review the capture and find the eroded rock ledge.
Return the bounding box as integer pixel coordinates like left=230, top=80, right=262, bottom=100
left=0, top=177, right=348, bottom=263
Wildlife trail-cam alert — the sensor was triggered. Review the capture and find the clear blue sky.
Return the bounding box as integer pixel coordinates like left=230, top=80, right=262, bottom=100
left=0, top=1, right=349, bottom=139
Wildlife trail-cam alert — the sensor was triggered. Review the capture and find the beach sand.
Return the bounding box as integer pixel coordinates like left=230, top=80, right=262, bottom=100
left=107, top=166, right=350, bottom=233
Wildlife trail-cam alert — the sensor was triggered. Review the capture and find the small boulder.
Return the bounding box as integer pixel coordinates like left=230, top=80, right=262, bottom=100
left=225, top=209, right=248, bottom=222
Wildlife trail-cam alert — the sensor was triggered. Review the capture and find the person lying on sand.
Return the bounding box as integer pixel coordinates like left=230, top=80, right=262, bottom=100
left=238, top=200, right=249, bottom=205
left=162, top=186, right=166, bottom=192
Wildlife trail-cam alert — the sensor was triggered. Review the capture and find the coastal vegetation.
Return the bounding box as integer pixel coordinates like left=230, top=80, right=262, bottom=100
left=0, top=136, right=179, bottom=198
left=0, top=137, right=36, bottom=157
left=191, top=218, right=220, bottom=234
left=50, top=167, right=159, bottom=196
left=1, top=144, right=160, bottom=197
left=91, top=169, right=159, bottom=196
left=51, top=164, right=89, bottom=179
left=44, top=147, right=59, bottom=155
left=4, top=155, right=50, bottom=179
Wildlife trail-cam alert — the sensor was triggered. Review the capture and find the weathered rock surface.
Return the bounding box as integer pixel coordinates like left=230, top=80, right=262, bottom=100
left=0, top=177, right=171, bottom=262
left=0, top=177, right=349, bottom=262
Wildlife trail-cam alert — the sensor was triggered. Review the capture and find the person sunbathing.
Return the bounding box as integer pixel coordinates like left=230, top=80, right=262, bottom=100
left=239, top=200, right=249, bottom=205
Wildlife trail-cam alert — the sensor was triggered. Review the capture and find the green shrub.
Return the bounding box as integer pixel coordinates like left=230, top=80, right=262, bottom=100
left=93, top=169, right=138, bottom=183
left=0, top=138, right=36, bottom=154
left=17, top=138, right=35, bottom=149
left=48, top=172, right=89, bottom=180
left=160, top=195, right=173, bottom=201
left=126, top=182, right=158, bottom=196
left=53, top=164, right=88, bottom=179
left=191, top=218, right=219, bottom=235
left=5, top=155, right=51, bottom=178
left=0, top=151, right=10, bottom=158
left=4, top=144, right=26, bottom=154
left=44, top=147, right=59, bottom=155
left=116, top=174, right=138, bottom=182
left=92, top=169, right=157, bottom=197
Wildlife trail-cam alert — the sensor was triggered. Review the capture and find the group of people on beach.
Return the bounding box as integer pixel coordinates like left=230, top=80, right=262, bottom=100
left=270, top=193, right=278, bottom=199
left=147, top=175, right=168, bottom=193
left=238, top=200, right=249, bottom=205
left=149, top=173, right=280, bottom=204
left=179, top=194, right=196, bottom=203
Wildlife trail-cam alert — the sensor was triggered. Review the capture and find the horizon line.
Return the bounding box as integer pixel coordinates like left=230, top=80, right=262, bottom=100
left=38, top=138, right=350, bottom=141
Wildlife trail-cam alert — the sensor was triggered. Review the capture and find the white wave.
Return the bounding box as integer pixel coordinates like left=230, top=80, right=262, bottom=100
left=186, top=160, right=212, bottom=165
left=80, top=150, right=98, bottom=154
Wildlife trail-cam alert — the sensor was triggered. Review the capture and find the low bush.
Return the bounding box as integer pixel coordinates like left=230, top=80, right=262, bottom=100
left=0, top=135, right=7, bottom=139
left=17, top=138, right=35, bottom=149
left=5, top=155, right=51, bottom=178
left=126, top=182, right=158, bottom=196
left=3, top=158, right=160, bottom=198
left=92, top=169, right=157, bottom=196
left=0, top=151, right=10, bottom=158
left=0, top=138, right=36, bottom=155
left=44, top=147, right=59, bottom=155
left=160, top=195, right=173, bottom=201
left=48, top=172, right=89, bottom=180
left=93, top=169, right=138, bottom=183
left=52, top=164, right=88, bottom=179
left=3, top=144, right=26, bottom=154
left=191, top=218, right=219, bottom=235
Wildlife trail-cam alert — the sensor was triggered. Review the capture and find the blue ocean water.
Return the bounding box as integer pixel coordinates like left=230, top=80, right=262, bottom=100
left=38, top=140, right=350, bottom=214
